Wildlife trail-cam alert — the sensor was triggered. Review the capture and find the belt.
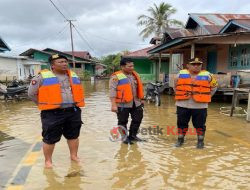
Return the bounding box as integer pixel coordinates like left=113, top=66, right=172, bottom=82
left=43, top=107, right=78, bottom=113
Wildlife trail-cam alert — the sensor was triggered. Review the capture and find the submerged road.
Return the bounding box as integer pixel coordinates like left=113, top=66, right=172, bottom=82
left=0, top=80, right=250, bottom=190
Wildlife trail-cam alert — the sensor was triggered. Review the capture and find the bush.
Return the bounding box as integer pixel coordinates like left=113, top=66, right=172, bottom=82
left=82, top=70, right=91, bottom=80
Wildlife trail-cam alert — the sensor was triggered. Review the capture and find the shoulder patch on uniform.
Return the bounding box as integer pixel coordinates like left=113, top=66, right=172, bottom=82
left=31, top=80, right=37, bottom=85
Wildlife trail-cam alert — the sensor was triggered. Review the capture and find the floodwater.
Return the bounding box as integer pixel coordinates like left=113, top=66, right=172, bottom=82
left=0, top=80, right=250, bottom=190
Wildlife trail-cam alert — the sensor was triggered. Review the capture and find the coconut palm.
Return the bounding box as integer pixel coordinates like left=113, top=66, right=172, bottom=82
left=137, top=2, right=183, bottom=39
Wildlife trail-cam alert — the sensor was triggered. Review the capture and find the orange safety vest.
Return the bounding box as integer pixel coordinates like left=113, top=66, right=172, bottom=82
left=112, top=70, right=144, bottom=103
left=175, top=69, right=212, bottom=103
left=38, top=69, right=85, bottom=110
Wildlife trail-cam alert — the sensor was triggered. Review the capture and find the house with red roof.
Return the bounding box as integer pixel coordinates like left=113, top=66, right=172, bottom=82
left=124, top=39, right=169, bottom=82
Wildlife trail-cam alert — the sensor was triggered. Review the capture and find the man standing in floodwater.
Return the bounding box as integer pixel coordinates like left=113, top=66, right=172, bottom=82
left=109, top=58, right=144, bottom=144
left=28, top=54, right=84, bottom=168
left=174, top=57, right=218, bottom=149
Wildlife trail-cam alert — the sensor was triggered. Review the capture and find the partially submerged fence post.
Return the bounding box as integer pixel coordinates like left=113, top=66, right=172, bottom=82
left=231, top=87, right=250, bottom=122
left=230, top=89, right=237, bottom=117
left=247, top=92, right=250, bottom=122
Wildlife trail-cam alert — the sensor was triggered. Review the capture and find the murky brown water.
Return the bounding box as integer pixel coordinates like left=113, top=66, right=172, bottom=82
left=1, top=80, right=250, bottom=189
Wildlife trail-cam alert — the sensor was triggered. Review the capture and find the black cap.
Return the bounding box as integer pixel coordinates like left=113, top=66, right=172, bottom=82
left=120, top=57, right=133, bottom=66
left=48, top=54, right=68, bottom=63
left=189, top=57, right=203, bottom=64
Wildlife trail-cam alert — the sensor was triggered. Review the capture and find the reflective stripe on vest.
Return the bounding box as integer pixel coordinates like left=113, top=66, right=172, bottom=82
left=175, top=69, right=211, bottom=103
left=38, top=70, right=85, bottom=110
left=112, top=71, right=144, bottom=103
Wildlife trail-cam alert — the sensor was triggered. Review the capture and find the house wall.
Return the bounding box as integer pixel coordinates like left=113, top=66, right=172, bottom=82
left=85, top=64, right=95, bottom=75
left=216, top=44, right=250, bottom=74
left=181, top=48, right=208, bottom=70
left=133, top=58, right=155, bottom=82
left=133, top=58, right=153, bottom=74
left=217, top=44, right=230, bottom=73
left=0, top=57, right=17, bottom=81
left=34, top=52, right=50, bottom=69
left=0, top=57, right=42, bottom=81
left=17, top=60, right=42, bottom=80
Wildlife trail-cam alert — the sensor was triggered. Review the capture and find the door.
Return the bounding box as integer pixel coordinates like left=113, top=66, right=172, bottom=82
left=207, top=51, right=217, bottom=73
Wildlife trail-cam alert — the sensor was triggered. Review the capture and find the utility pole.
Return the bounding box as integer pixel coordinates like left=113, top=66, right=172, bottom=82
left=68, top=20, right=76, bottom=69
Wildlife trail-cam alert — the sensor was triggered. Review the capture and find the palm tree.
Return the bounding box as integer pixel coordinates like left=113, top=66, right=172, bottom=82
left=137, top=2, right=183, bottom=39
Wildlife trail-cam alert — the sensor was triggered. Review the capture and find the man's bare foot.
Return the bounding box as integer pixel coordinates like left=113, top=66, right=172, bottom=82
left=45, top=161, right=53, bottom=169
left=71, top=156, right=80, bottom=162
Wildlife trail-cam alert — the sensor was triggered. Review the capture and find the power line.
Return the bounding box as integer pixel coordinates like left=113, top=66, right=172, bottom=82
left=55, top=0, right=73, bottom=19
left=48, top=0, right=68, bottom=20
left=49, top=0, right=78, bottom=68
left=72, top=24, right=96, bottom=53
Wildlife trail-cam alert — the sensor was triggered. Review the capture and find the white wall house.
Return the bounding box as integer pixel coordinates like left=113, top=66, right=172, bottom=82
left=0, top=55, right=45, bottom=81
left=95, top=63, right=107, bottom=76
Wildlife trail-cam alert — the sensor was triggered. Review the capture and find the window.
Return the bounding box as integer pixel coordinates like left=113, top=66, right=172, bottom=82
left=240, top=48, right=250, bottom=66
left=230, top=47, right=238, bottom=67
left=229, top=45, right=250, bottom=69
left=76, top=63, right=82, bottom=68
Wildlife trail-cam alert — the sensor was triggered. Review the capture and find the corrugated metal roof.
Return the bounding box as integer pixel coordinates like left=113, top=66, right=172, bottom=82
left=149, top=31, right=250, bottom=54
left=43, top=48, right=91, bottom=62
left=233, top=19, right=250, bottom=29
left=19, top=48, right=51, bottom=56
left=64, top=51, right=92, bottom=59
left=189, top=13, right=250, bottom=26
left=203, top=25, right=223, bottom=34
left=149, top=14, right=250, bottom=54
left=220, top=19, right=250, bottom=33
left=168, top=29, right=194, bottom=39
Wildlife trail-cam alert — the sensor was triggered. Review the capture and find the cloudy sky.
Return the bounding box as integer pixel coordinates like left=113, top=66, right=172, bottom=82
left=1, top=0, right=250, bottom=58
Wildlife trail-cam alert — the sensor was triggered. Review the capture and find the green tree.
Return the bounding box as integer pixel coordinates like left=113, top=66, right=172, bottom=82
left=100, top=54, right=116, bottom=74
left=100, top=51, right=129, bottom=74
left=137, top=2, right=183, bottom=39
left=112, top=53, right=122, bottom=71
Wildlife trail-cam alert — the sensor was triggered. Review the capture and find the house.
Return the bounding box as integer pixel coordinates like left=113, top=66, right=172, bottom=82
left=0, top=36, right=11, bottom=53
left=148, top=13, right=250, bottom=91
left=0, top=36, right=44, bottom=81
left=123, top=41, right=169, bottom=83
left=20, top=48, right=96, bottom=76
left=63, top=50, right=97, bottom=75
left=123, top=46, right=156, bottom=82
left=95, top=63, right=107, bottom=76
left=0, top=55, right=45, bottom=81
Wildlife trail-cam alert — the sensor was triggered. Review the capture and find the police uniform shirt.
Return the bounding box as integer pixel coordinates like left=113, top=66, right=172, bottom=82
left=109, top=73, right=142, bottom=108
left=28, top=73, right=74, bottom=108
